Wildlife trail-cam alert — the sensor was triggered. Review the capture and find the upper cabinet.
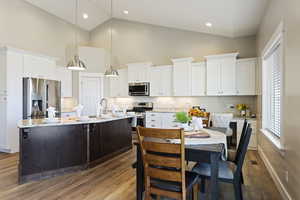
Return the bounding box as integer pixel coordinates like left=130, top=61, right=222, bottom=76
left=127, top=62, right=152, bottom=83
left=110, top=68, right=128, bottom=97
left=23, top=54, right=57, bottom=80
left=172, top=57, right=193, bottom=96
left=236, top=58, right=256, bottom=95
left=191, top=62, right=206, bottom=96
left=150, top=65, right=173, bottom=96
left=205, top=53, right=238, bottom=96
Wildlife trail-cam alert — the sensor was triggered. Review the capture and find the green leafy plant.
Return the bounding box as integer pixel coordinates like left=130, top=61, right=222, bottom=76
left=175, top=112, right=191, bottom=124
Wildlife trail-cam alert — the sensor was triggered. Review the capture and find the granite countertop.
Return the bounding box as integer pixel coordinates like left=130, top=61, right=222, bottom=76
left=18, top=115, right=136, bottom=128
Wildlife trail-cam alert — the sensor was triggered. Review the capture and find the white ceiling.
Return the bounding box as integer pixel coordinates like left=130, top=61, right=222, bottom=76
left=25, top=0, right=269, bottom=37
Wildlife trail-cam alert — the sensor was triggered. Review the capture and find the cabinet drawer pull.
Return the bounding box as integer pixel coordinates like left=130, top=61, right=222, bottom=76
left=151, top=120, right=155, bottom=122
left=172, top=125, right=178, bottom=127
left=151, top=114, right=156, bottom=116
left=151, top=125, right=156, bottom=127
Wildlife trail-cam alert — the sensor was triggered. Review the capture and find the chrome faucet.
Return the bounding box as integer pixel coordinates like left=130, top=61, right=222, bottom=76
left=99, top=98, right=108, bottom=114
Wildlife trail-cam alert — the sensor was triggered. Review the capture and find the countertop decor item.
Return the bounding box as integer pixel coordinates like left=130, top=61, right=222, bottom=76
left=66, top=0, right=87, bottom=71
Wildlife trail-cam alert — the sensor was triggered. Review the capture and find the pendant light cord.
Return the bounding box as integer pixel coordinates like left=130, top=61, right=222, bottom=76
left=110, top=0, right=113, bottom=69
left=75, top=0, right=79, bottom=54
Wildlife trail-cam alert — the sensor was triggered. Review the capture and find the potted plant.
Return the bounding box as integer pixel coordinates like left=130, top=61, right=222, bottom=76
left=175, top=112, right=191, bottom=130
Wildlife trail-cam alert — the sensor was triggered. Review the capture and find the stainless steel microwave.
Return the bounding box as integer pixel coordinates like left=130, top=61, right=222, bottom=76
left=128, top=82, right=150, bottom=96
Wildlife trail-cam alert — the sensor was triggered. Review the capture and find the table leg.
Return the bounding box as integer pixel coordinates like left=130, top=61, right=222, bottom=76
left=136, top=145, right=144, bottom=200
left=210, top=153, right=219, bottom=200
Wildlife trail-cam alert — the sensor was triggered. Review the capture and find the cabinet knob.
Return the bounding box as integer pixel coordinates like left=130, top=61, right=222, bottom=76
left=151, top=125, right=155, bottom=127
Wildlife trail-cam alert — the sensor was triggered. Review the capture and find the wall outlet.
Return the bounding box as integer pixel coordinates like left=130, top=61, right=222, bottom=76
left=285, top=171, right=289, bottom=183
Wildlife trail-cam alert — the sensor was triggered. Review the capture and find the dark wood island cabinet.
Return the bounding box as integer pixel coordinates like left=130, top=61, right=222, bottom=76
left=18, top=117, right=133, bottom=184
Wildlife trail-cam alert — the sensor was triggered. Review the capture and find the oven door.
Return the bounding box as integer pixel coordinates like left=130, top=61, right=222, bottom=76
left=128, top=82, right=150, bottom=96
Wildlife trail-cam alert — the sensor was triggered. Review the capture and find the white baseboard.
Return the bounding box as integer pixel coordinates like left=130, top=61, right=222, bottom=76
left=0, top=145, right=11, bottom=153
left=258, top=146, right=292, bottom=200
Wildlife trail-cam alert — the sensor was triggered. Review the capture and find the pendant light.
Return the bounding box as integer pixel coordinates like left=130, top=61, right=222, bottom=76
left=104, top=0, right=119, bottom=77
left=66, top=0, right=87, bottom=71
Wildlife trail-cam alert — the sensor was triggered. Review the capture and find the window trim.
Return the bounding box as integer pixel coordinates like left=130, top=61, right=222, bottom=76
left=261, top=22, right=285, bottom=149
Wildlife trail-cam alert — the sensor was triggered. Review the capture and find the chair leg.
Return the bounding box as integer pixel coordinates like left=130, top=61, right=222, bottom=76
left=241, top=172, right=244, bottom=184
left=200, top=179, right=206, bottom=193
left=187, top=189, right=193, bottom=200
left=233, top=181, right=243, bottom=200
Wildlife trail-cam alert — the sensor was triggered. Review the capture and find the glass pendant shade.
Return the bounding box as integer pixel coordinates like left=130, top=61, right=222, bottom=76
left=104, top=65, right=119, bottom=77
left=67, top=55, right=87, bottom=71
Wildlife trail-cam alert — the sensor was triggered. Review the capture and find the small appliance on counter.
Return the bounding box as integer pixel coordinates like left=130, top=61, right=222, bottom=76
left=127, top=102, right=153, bottom=127
left=23, top=78, right=61, bottom=119
left=128, top=82, right=150, bottom=96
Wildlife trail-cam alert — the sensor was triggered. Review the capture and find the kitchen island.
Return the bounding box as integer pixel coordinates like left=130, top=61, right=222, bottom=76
left=18, top=115, right=135, bottom=184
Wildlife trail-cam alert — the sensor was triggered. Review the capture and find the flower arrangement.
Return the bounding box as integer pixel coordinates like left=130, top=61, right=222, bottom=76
left=188, top=108, right=206, bottom=117
left=236, top=104, right=248, bottom=117
left=236, top=104, right=248, bottom=111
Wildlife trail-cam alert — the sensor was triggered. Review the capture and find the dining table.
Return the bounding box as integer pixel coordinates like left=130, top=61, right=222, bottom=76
left=133, top=127, right=230, bottom=200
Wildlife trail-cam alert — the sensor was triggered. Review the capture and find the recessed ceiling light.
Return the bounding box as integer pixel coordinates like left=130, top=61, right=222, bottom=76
left=123, top=10, right=129, bottom=15
left=205, top=22, right=212, bottom=27
left=83, top=13, right=89, bottom=19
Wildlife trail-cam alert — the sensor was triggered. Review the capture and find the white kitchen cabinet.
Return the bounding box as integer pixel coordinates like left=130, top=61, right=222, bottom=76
left=23, top=54, right=57, bottom=80
left=236, top=58, right=257, bottom=95
left=205, top=53, right=238, bottom=96
left=0, top=47, right=24, bottom=153
left=146, top=112, right=180, bottom=129
left=236, top=118, right=257, bottom=150
left=172, top=57, right=193, bottom=96
left=150, top=65, right=173, bottom=96
left=127, top=62, right=152, bottom=83
left=56, top=66, right=72, bottom=97
left=191, top=62, right=206, bottom=96
left=110, top=68, right=128, bottom=97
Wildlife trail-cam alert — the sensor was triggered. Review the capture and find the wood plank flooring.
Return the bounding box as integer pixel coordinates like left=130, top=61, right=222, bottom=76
left=0, top=149, right=282, bottom=200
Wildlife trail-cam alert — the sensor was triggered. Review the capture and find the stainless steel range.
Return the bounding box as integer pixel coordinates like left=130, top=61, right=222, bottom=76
left=127, top=102, right=153, bottom=127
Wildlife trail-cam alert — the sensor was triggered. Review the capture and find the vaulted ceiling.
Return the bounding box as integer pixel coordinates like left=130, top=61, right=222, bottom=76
left=25, top=0, right=269, bottom=37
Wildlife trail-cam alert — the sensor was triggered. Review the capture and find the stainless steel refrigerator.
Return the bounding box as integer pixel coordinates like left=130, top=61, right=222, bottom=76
left=23, top=78, right=61, bottom=119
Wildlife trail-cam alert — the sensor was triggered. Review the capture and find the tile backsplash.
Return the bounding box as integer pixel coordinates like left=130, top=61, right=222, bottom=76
left=108, top=96, right=257, bottom=115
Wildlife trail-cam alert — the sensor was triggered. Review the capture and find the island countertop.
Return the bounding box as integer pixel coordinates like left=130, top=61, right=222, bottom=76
left=18, top=115, right=136, bottom=128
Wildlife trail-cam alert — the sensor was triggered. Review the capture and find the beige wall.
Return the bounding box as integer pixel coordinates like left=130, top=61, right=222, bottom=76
left=257, top=0, right=300, bottom=199
left=90, top=19, right=257, bottom=67
left=0, top=0, right=90, bottom=66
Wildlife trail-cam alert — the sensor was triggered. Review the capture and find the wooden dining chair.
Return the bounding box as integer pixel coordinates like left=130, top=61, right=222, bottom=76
left=192, top=125, right=252, bottom=200
left=136, top=126, right=199, bottom=200
left=202, top=112, right=210, bottom=128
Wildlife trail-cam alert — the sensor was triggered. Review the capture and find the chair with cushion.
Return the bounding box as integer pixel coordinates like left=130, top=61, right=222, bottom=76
left=136, top=126, right=199, bottom=200
left=192, top=125, right=252, bottom=200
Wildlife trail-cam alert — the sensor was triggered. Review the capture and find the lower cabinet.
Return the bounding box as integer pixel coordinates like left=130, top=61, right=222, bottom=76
left=89, top=119, right=132, bottom=164
left=20, top=125, right=87, bottom=179
left=146, top=112, right=181, bottom=129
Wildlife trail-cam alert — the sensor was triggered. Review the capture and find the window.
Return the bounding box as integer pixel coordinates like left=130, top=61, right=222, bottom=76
left=262, top=29, right=283, bottom=139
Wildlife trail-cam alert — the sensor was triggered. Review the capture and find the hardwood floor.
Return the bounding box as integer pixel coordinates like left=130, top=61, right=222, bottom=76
left=0, top=149, right=282, bottom=200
